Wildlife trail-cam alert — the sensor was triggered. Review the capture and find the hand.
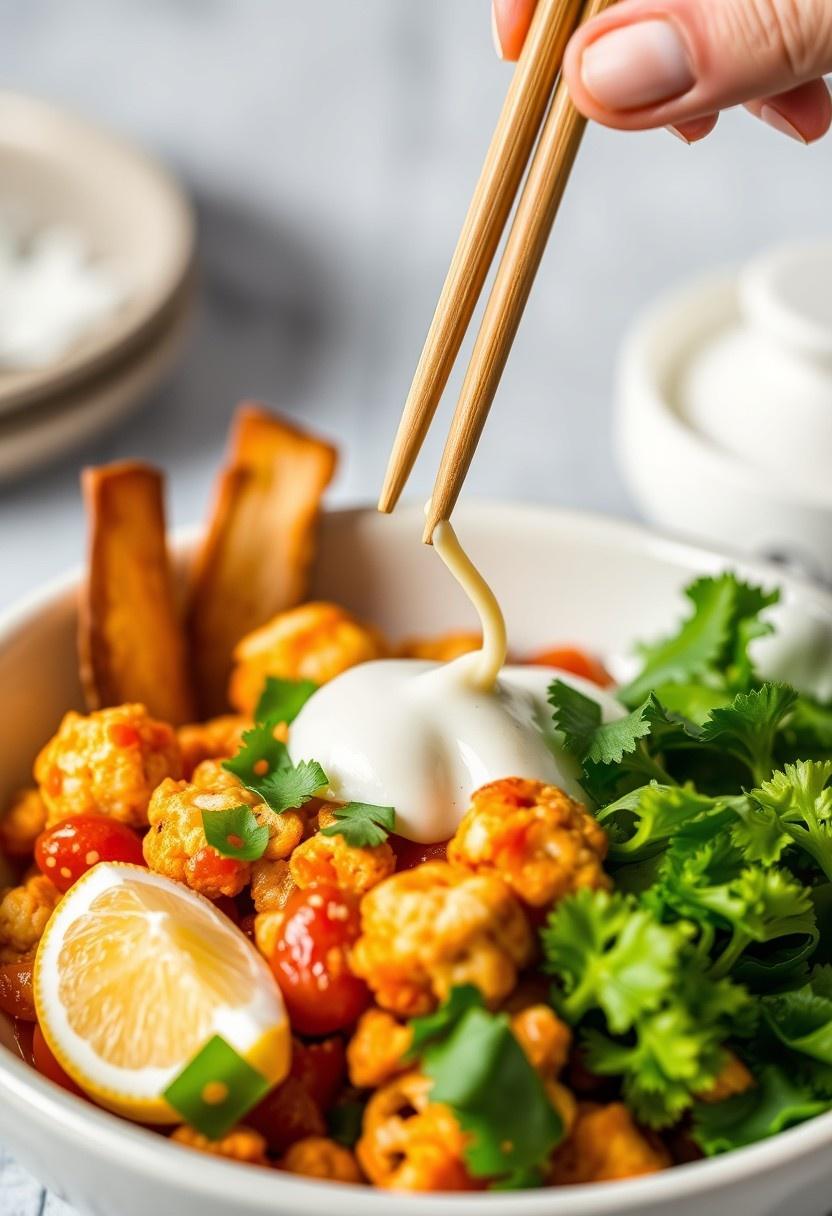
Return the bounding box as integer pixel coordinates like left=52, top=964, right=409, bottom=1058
left=492, top=0, right=832, bottom=143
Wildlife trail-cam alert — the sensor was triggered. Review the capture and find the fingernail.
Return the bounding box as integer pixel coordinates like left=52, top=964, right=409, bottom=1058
left=491, top=3, right=505, bottom=59
left=760, top=103, right=808, bottom=144
left=581, top=20, right=695, bottom=111
left=666, top=124, right=691, bottom=144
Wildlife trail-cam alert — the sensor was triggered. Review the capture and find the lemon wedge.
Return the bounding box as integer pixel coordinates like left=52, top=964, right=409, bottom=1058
left=34, top=863, right=290, bottom=1124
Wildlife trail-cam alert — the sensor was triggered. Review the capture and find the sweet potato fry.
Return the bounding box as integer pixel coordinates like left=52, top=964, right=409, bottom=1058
left=188, top=404, right=337, bottom=716
left=79, top=462, right=196, bottom=725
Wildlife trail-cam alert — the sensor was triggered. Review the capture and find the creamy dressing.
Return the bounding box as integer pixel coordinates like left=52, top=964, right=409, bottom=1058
left=289, top=517, right=621, bottom=842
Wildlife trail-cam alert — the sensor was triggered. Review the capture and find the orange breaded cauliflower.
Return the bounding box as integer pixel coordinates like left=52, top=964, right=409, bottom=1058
left=282, top=1137, right=363, bottom=1183
left=356, top=1071, right=474, bottom=1191
left=448, top=778, right=610, bottom=908
left=548, top=1103, right=670, bottom=1185
left=229, top=602, right=387, bottom=714
left=398, top=632, right=482, bottom=663
left=35, top=704, right=182, bottom=829
left=144, top=760, right=306, bottom=899
left=510, top=1005, right=572, bottom=1079
left=695, top=1052, right=754, bottom=1104
left=177, top=715, right=250, bottom=779
left=347, top=1008, right=413, bottom=1089
left=251, top=858, right=297, bottom=913
left=0, top=873, right=60, bottom=962
left=290, top=809, right=395, bottom=895
left=350, top=861, right=533, bottom=1016
left=171, top=1125, right=269, bottom=1166
left=0, top=789, right=47, bottom=860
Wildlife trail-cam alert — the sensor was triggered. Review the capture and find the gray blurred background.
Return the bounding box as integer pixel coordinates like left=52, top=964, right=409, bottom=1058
left=0, top=2, right=830, bottom=1209
left=1, top=0, right=830, bottom=619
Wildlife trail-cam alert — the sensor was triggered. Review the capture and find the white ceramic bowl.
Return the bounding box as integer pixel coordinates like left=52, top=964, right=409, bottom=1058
left=3, top=502, right=832, bottom=1216
left=615, top=271, right=832, bottom=584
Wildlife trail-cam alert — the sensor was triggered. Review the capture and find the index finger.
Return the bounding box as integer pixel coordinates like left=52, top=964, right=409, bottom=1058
left=492, top=0, right=538, bottom=60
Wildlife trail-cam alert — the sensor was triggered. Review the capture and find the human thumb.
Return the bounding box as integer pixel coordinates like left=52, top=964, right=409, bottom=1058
left=563, top=0, right=832, bottom=131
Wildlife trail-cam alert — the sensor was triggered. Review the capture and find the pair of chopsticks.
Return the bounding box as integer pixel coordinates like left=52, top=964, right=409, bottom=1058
left=379, top=0, right=615, bottom=542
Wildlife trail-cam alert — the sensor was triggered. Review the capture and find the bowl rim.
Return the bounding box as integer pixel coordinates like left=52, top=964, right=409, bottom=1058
left=0, top=89, right=196, bottom=413
left=3, top=498, right=832, bottom=1213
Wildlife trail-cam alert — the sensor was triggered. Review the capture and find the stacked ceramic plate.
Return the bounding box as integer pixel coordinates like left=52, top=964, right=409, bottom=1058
left=0, top=92, right=195, bottom=481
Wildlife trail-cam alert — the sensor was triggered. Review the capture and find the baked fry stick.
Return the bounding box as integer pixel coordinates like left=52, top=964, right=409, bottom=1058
left=79, top=462, right=196, bottom=725
left=188, top=405, right=337, bottom=716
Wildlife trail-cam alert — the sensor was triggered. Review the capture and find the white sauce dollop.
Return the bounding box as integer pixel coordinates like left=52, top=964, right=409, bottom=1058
left=289, top=513, right=623, bottom=843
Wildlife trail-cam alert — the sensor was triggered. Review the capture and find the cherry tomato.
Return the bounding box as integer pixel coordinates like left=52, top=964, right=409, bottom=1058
left=212, top=895, right=241, bottom=925
left=291, top=1036, right=346, bottom=1111
left=0, top=957, right=36, bottom=1020
left=269, top=884, right=369, bottom=1035
left=391, top=835, right=449, bottom=871
left=525, top=645, right=613, bottom=688
left=35, top=815, right=145, bottom=893
left=247, top=1075, right=325, bottom=1152
left=12, top=1019, right=35, bottom=1066
left=186, top=847, right=247, bottom=894
left=32, top=1025, right=84, bottom=1097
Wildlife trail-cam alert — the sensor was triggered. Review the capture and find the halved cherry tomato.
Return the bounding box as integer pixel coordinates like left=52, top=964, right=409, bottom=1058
left=35, top=815, right=145, bottom=893
left=525, top=645, right=613, bottom=688
left=0, top=957, right=36, bottom=1020
left=186, top=847, right=246, bottom=894
left=391, top=835, right=449, bottom=871
left=269, top=884, right=369, bottom=1035
left=291, top=1036, right=346, bottom=1111
left=32, top=1024, right=84, bottom=1097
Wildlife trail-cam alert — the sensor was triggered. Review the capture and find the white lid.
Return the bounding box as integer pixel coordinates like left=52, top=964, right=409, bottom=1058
left=740, top=242, right=832, bottom=364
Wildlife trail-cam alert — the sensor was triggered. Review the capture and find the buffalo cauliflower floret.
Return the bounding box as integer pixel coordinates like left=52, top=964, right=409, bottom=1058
left=350, top=861, right=533, bottom=1016
left=177, top=715, right=251, bottom=779
left=35, top=705, right=182, bottom=829
left=171, top=1125, right=268, bottom=1166
left=0, top=789, right=47, bottom=860
left=356, top=1071, right=474, bottom=1191
left=0, top=873, right=60, bottom=962
left=510, top=1004, right=572, bottom=1079
left=548, top=1103, right=670, bottom=1184
left=229, top=602, right=387, bottom=714
left=447, top=778, right=610, bottom=908
left=398, top=632, right=482, bottom=663
left=251, top=858, right=298, bottom=913
left=290, top=809, right=395, bottom=895
left=347, top=1008, right=413, bottom=1089
left=282, top=1137, right=363, bottom=1183
left=144, top=760, right=305, bottom=899
left=695, top=1052, right=754, bottom=1104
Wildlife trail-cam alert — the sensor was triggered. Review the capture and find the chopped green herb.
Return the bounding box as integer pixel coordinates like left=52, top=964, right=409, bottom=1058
left=319, top=801, right=395, bottom=848
left=327, top=1100, right=366, bottom=1148
left=414, top=993, right=562, bottom=1185
left=222, top=725, right=328, bottom=817
left=698, top=683, right=798, bottom=787
left=738, top=760, right=832, bottom=881
left=257, top=758, right=328, bottom=815
left=201, top=804, right=269, bottom=861
left=692, top=1062, right=831, bottom=1155
left=407, top=984, right=482, bottom=1059
left=164, top=1035, right=273, bottom=1140
left=255, top=676, right=318, bottom=727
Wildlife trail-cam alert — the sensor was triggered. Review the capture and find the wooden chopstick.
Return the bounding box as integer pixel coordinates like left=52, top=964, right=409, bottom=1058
left=423, top=0, right=615, bottom=543
left=378, top=0, right=584, bottom=515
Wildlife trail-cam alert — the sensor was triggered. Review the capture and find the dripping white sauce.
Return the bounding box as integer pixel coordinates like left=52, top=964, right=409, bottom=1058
left=289, top=517, right=622, bottom=843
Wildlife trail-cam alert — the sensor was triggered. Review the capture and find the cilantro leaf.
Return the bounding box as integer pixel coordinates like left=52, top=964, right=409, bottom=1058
left=254, top=676, right=318, bottom=727
left=222, top=724, right=328, bottom=816
left=223, top=722, right=292, bottom=787
left=699, top=683, right=798, bottom=786
left=201, top=805, right=270, bottom=861
left=744, top=760, right=832, bottom=882
left=762, top=966, right=832, bottom=1064
left=257, top=758, right=328, bottom=815
left=319, top=801, right=395, bottom=848
left=620, top=574, right=779, bottom=707
left=598, top=784, right=730, bottom=861
left=407, top=984, right=483, bottom=1059
left=692, top=1062, right=830, bottom=1155
left=419, top=1000, right=562, bottom=1184
left=542, top=889, right=692, bottom=1032
left=547, top=679, right=601, bottom=756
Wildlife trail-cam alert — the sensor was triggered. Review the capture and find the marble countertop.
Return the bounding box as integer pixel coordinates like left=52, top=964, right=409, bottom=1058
left=0, top=1, right=830, bottom=1210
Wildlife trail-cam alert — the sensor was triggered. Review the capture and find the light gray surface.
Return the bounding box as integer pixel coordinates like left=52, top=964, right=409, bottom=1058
left=0, top=0, right=830, bottom=1210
